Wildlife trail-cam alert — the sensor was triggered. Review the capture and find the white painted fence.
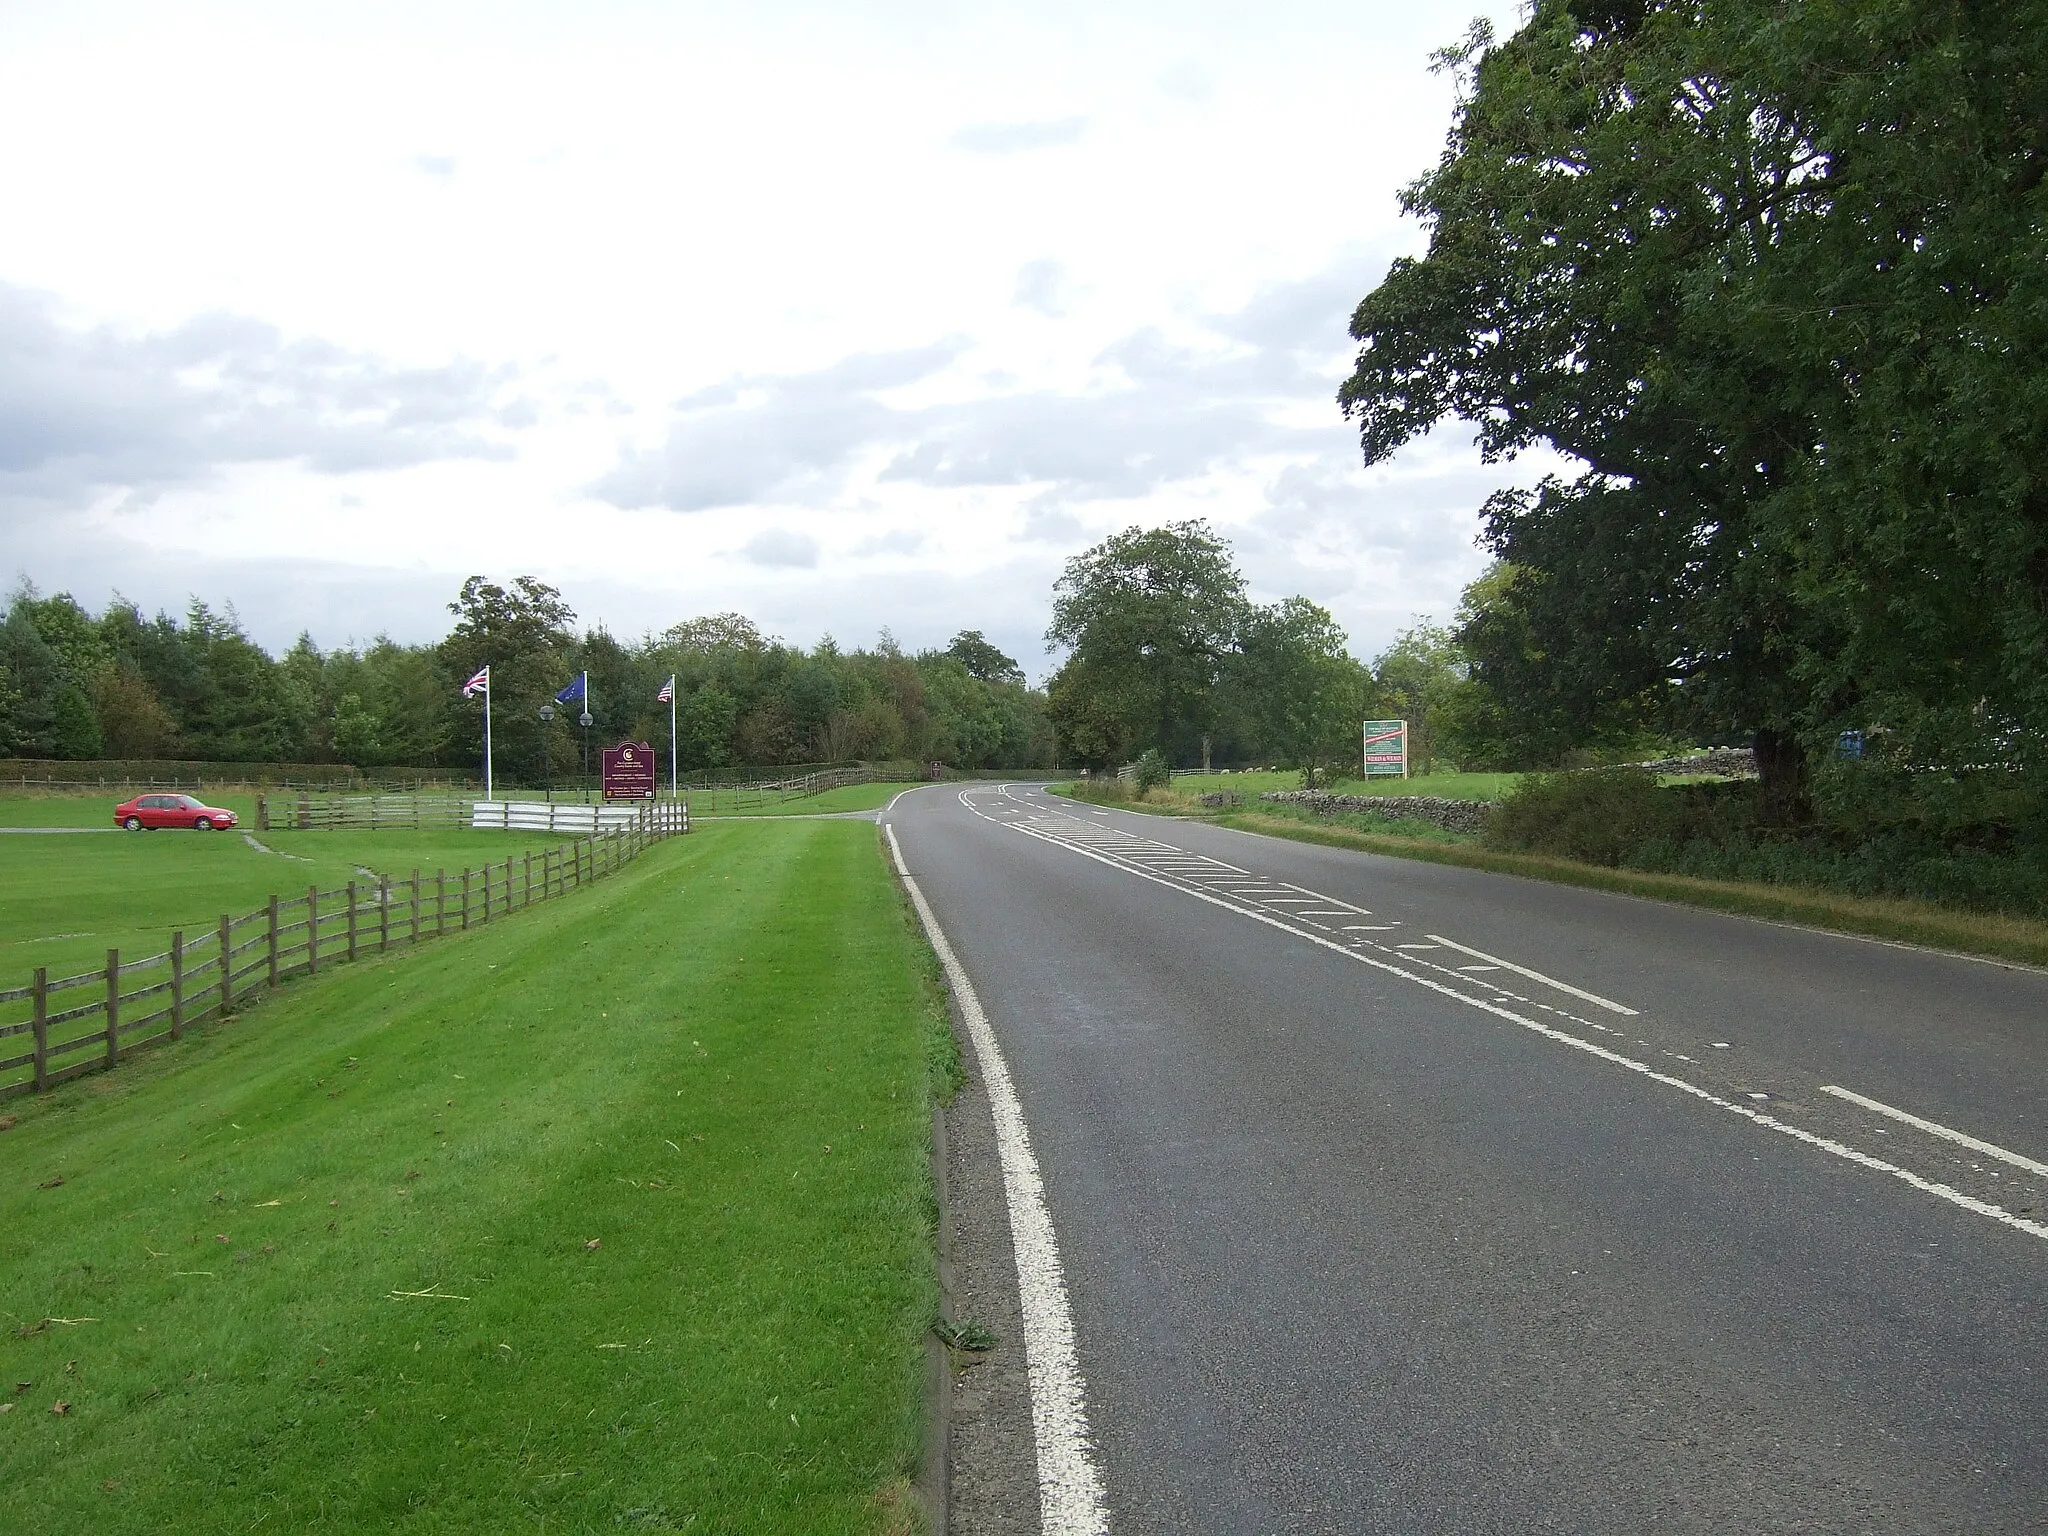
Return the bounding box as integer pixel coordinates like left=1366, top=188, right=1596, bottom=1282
left=470, top=800, right=683, bottom=834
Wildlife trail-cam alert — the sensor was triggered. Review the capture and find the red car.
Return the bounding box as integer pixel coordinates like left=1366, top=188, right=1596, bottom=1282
left=114, top=794, right=240, bottom=831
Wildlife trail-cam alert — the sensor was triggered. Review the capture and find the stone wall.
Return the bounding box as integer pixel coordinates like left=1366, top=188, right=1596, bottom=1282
left=1260, top=791, right=1494, bottom=835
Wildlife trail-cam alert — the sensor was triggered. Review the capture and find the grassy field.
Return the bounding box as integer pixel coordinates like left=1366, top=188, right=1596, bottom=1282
left=0, top=818, right=948, bottom=1533
left=0, top=815, right=572, bottom=986
left=0, top=791, right=266, bottom=829
left=691, top=782, right=914, bottom=818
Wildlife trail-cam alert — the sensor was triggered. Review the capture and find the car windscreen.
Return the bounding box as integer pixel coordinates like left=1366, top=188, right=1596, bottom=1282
left=176, top=796, right=206, bottom=808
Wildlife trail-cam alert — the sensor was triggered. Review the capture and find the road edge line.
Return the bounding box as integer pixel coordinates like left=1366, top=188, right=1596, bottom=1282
left=885, top=822, right=1110, bottom=1536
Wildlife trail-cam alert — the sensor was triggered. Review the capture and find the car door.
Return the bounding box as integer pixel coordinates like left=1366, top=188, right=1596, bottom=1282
left=140, top=795, right=178, bottom=828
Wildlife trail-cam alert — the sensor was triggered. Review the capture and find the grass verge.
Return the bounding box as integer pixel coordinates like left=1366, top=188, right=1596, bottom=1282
left=0, top=824, right=570, bottom=984
left=0, top=819, right=952, bottom=1533
left=1152, top=770, right=1518, bottom=801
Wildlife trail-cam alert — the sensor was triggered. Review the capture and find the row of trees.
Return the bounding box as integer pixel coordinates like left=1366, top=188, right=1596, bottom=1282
left=1341, top=1, right=2048, bottom=815
left=0, top=578, right=1055, bottom=779
left=1043, top=520, right=1466, bottom=781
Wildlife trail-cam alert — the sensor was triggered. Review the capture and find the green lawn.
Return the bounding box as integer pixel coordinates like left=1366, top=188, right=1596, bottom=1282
left=690, top=782, right=916, bottom=817
left=0, top=819, right=945, bottom=1533
left=0, top=791, right=265, bottom=829
left=0, top=822, right=571, bottom=987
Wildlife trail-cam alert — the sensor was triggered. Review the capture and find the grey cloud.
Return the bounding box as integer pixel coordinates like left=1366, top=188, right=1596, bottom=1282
left=854, top=528, right=925, bottom=556
left=591, top=257, right=1408, bottom=515
left=739, top=528, right=820, bottom=568
left=0, top=282, right=518, bottom=512
left=951, top=117, right=1088, bottom=154
left=1013, top=259, right=1070, bottom=317
left=592, top=343, right=961, bottom=512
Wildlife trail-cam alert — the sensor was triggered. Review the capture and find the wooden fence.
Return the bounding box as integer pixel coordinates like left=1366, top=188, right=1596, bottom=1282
left=0, top=801, right=689, bottom=1102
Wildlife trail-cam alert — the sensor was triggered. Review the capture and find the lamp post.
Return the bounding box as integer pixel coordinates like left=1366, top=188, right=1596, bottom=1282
left=580, top=710, right=594, bottom=798
left=538, top=704, right=556, bottom=797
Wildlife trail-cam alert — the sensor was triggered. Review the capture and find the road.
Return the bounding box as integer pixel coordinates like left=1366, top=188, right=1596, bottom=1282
left=887, top=782, right=2048, bottom=1535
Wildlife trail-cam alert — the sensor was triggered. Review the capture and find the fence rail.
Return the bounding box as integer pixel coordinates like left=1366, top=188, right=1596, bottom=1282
left=0, top=801, right=688, bottom=1102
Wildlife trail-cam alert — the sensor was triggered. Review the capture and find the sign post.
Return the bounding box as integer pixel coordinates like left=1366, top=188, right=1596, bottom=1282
left=1363, top=720, right=1408, bottom=780
left=601, top=741, right=658, bottom=801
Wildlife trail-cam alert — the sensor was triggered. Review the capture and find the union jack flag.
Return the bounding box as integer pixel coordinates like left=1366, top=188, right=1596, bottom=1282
left=657, top=676, right=675, bottom=704
left=462, top=665, right=490, bottom=698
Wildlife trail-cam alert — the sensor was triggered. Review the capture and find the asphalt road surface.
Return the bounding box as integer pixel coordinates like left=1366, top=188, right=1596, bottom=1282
left=888, top=782, right=2048, bottom=1535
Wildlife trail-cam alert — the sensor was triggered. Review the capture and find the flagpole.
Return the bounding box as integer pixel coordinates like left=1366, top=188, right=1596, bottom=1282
left=668, top=679, right=677, bottom=800
left=483, top=672, right=494, bottom=799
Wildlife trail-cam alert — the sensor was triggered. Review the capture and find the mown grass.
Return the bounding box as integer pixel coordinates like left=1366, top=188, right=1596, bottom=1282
left=0, top=790, right=265, bottom=829
left=0, top=822, right=571, bottom=986
left=0, top=819, right=950, bottom=1533
left=692, top=783, right=913, bottom=818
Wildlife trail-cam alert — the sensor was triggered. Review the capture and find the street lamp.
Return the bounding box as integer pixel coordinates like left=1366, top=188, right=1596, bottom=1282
left=538, top=704, right=556, bottom=796
left=579, top=710, right=594, bottom=796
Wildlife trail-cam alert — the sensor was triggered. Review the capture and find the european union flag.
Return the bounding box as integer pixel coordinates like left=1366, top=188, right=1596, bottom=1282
left=554, top=672, right=587, bottom=705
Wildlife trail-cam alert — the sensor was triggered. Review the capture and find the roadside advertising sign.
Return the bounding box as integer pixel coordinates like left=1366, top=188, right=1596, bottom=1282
left=601, top=741, right=658, bottom=800
left=1363, top=720, right=1408, bottom=778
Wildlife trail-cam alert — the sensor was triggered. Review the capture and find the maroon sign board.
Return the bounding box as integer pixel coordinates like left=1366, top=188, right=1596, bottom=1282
left=601, top=740, right=657, bottom=800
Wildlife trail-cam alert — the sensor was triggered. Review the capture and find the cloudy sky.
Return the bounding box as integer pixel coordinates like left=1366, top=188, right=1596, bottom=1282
left=1, top=0, right=1539, bottom=679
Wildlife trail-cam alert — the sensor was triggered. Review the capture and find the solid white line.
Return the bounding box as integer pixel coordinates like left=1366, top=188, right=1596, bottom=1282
left=986, top=815, right=2048, bottom=1248
left=1423, top=934, right=1640, bottom=1016
left=884, top=824, right=1109, bottom=1535
left=1820, top=1086, right=2048, bottom=1178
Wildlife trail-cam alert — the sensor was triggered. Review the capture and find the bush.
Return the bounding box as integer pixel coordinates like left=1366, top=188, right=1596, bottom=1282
left=1132, top=748, right=1171, bottom=794
left=1483, top=769, right=1684, bottom=865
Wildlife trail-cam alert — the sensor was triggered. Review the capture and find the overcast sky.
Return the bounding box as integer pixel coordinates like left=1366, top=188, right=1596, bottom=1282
left=1, top=0, right=1539, bottom=681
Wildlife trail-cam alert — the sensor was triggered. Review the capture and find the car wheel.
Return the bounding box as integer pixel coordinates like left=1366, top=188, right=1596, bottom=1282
left=195, top=817, right=213, bottom=831
left=124, top=816, right=142, bottom=831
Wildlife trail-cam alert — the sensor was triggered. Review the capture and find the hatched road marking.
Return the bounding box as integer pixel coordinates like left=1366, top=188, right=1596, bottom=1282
left=931, top=785, right=2048, bottom=1250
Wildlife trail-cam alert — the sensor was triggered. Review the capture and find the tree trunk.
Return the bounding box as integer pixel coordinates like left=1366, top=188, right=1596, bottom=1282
left=1752, top=727, right=1811, bottom=826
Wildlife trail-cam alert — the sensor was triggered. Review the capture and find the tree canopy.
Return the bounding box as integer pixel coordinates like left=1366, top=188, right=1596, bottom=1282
left=1341, top=0, right=2048, bottom=808
left=0, top=580, right=1056, bottom=778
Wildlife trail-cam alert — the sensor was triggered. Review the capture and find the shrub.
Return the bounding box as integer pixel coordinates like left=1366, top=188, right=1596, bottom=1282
left=1483, top=769, right=1684, bottom=865
left=1132, top=748, right=1171, bottom=794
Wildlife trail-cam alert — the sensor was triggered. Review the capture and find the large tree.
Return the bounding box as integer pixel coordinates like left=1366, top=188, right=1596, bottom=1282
left=1341, top=1, right=2048, bottom=811
left=1229, top=598, right=1373, bottom=787
left=1045, top=521, right=1249, bottom=767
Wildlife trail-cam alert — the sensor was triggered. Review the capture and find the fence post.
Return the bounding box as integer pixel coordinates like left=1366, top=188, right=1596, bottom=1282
left=268, top=897, right=280, bottom=986
left=298, top=794, right=310, bottom=830
left=307, top=885, right=320, bottom=975
left=347, top=880, right=359, bottom=961
left=461, top=869, right=472, bottom=929
left=31, top=967, right=48, bottom=1092
left=481, top=862, right=490, bottom=923
left=220, top=915, right=233, bottom=1012
left=524, top=851, right=532, bottom=908
left=105, top=949, right=120, bottom=1067
left=171, top=931, right=185, bottom=1041
left=437, top=870, right=447, bottom=936
left=379, top=878, right=390, bottom=951
left=256, top=793, right=269, bottom=831
left=412, top=870, right=422, bottom=942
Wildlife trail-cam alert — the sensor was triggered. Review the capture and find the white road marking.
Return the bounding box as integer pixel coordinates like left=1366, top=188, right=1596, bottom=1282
left=1821, top=1086, right=2048, bottom=1179
left=1423, top=934, right=1641, bottom=1017
left=974, top=798, right=2048, bottom=1248
left=884, top=824, right=1109, bottom=1535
